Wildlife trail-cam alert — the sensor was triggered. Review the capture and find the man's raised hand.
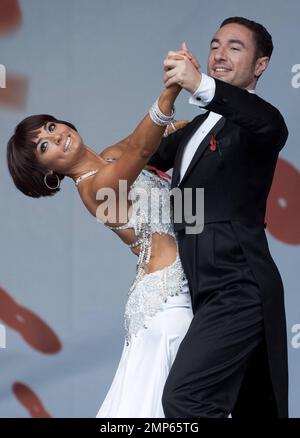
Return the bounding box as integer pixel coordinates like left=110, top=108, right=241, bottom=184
left=163, top=42, right=202, bottom=93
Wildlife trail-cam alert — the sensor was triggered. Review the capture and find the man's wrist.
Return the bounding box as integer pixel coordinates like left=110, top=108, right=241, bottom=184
left=189, top=73, right=216, bottom=107
left=190, top=72, right=202, bottom=94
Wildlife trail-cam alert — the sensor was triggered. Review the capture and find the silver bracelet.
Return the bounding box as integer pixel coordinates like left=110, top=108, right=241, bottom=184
left=163, top=121, right=177, bottom=137
left=149, top=98, right=175, bottom=127
left=153, top=98, right=175, bottom=121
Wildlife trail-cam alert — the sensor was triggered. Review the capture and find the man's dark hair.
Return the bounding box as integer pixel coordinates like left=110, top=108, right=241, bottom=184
left=7, top=114, right=77, bottom=198
left=220, top=16, right=273, bottom=59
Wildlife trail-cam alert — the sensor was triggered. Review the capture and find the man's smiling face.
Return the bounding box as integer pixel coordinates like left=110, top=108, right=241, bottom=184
left=207, top=22, right=264, bottom=90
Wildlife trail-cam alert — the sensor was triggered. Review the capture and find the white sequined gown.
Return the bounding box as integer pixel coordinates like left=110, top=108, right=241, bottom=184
left=96, top=169, right=193, bottom=418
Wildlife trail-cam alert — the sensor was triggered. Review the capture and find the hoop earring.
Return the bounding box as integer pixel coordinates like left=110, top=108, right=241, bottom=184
left=44, top=172, right=60, bottom=190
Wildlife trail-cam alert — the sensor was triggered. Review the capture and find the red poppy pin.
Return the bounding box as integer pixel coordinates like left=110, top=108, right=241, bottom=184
left=209, top=135, right=222, bottom=156
left=209, top=135, right=217, bottom=152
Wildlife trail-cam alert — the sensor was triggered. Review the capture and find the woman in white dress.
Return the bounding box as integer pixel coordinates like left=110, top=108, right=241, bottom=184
left=7, top=52, right=198, bottom=417
left=96, top=167, right=193, bottom=418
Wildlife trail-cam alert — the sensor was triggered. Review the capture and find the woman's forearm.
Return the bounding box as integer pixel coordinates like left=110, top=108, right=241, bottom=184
left=127, top=87, right=180, bottom=160
left=90, top=86, right=181, bottom=204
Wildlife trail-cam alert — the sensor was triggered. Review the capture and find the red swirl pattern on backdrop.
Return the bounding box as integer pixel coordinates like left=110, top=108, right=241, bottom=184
left=266, top=157, right=300, bottom=244
left=0, top=0, right=27, bottom=110
left=0, top=287, right=62, bottom=354
left=0, top=286, right=61, bottom=417
left=12, top=383, right=52, bottom=418
left=0, top=0, right=21, bottom=35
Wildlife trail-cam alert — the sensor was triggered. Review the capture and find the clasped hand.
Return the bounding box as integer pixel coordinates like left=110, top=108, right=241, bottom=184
left=163, top=42, right=202, bottom=94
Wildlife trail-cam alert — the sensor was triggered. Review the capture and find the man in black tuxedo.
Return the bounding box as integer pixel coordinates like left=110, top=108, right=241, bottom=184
left=148, top=17, right=289, bottom=418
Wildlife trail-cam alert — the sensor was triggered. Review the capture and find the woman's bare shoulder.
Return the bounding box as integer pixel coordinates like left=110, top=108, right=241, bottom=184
left=98, top=144, right=121, bottom=159
left=98, top=136, right=130, bottom=160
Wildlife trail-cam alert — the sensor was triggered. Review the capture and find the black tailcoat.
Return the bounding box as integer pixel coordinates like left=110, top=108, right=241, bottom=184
left=148, top=79, right=289, bottom=417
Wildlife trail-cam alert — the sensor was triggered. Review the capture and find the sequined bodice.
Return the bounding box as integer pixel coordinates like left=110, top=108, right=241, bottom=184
left=98, top=169, right=188, bottom=343
left=127, top=169, right=175, bottom=237
left=107, top=169, right=175, bottom=238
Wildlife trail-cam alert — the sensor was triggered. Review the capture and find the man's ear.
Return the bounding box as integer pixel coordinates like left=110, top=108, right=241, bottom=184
left=254, top=56, right=270, bottom=77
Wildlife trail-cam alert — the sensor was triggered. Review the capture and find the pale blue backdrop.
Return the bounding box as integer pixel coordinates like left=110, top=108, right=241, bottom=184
left=0, top=0, right=299, bottom=417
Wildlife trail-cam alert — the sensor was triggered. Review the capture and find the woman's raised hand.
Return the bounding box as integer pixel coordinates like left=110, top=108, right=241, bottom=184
left=164, top=42, right=201, bottom=72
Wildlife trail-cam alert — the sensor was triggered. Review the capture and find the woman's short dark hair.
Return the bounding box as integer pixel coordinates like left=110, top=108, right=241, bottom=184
left=220, top=17, right=273, bottom=59
left=7, top=114, right=77, bottom=198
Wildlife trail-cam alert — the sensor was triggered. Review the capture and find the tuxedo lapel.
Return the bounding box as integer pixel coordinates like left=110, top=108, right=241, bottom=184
left=171, top=112, right=210, bottom=188
left=177, top=116, right=226, bottom=187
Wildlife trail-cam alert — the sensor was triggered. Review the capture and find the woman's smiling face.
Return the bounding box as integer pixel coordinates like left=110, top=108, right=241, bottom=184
left=34, top=121, right=84, bottom=174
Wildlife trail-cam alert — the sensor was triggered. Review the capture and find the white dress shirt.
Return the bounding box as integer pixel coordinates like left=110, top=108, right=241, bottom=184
left=179, top=73, right=255, bottom=183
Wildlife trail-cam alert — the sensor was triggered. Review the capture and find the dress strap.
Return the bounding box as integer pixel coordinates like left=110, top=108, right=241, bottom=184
left=105, top=222, right=130, bottom=231
left=104, top=222, right=140, bottom=248
left=75, top=169, right=99, bottom=186
left=104, top=222, right=141, bottom=247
